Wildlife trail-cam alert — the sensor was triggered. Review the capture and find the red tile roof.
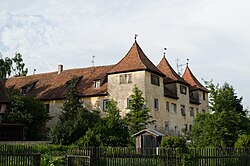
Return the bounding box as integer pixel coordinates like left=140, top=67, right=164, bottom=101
left=0, top=79, right=11, bottom=103
left=182, top=66, right=208, bottom=92
left=157, top=55, right=189, bottom=85
left=108, top=41, right=164, bottom=76
left=5, top=65, right=114, bottom=100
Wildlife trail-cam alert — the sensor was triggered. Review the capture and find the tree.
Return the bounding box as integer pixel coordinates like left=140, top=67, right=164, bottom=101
left=208, top=82, right=246, bottom=116
left=51, top=76, right=100, bottom=145
left=77, top=99, right=129, bottom=147
left=3, top=95, right=51, bottom=140
left=0, top=52, right=28, bottom=79
left=191, top=82, right=250, bottom=147
left=0, top=56, right=12, bottom=79
left=12, top=53, right=28, bottom=77
left=125, top=85, right=155, bottom=134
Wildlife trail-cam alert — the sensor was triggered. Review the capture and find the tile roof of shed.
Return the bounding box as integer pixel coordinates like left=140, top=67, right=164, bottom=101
left=182, top=66, right=208, bottom=92
left=108, top=41, right=164, bottom=76
left=5, top=65, right=114, bottom=100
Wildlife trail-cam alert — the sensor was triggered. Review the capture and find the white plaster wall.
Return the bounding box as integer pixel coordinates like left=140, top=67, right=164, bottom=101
left=108, top=71, right=146, bottom=117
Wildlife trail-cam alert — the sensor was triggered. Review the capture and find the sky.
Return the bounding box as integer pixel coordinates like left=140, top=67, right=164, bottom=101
left=0, top=0, right=249, bottom=109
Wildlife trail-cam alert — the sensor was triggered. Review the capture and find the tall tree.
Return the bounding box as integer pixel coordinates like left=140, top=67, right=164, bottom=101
left=51, top=76, right=100, bottom=145
left=0, top=56, right=12, bottom=79
left=191, top=82, right=250, bottom=147
left=0, top=52, right=28, bottom=79
left=12, top=53, right=28, bottom=77
left=125, top=85, right=155, bottom=134
left=78, top=99, right=129, bottom=147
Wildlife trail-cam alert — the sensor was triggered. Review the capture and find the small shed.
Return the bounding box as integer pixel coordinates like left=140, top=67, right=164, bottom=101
left=133, top=129, right=164, bottom=154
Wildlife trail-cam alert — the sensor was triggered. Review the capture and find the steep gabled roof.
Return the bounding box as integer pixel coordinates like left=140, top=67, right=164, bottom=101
left=182, top=66, right=208, bottom=92
left=5, top=65, right=114, bottom=100
left=157, top=55, right=189, bottom=85
left=108, top=41, right=164, bottom=76
left=0, top=79, right=11, bottom=103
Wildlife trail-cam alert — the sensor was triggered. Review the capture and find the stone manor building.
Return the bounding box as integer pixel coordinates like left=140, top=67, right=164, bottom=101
left=5, top=39, right=208, bottom=135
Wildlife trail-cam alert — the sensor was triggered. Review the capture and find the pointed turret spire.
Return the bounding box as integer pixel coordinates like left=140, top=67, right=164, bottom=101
left=157, top=55, right=188, bottom=85
left=108, top=41, right=164, bottom=76
left=182, top=66, right=208, bottom=92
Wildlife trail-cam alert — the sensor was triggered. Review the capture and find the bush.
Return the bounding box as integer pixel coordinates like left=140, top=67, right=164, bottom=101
left=234, top=134, right=250, bottom=148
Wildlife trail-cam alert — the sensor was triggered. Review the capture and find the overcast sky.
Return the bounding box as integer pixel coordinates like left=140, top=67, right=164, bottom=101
left=0, top=0, right=249, bottom=109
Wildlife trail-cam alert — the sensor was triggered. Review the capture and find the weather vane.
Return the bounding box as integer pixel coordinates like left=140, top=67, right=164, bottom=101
left=134, top=34, right=138, bottom=40
left=164, top=47, right=167, bottom=56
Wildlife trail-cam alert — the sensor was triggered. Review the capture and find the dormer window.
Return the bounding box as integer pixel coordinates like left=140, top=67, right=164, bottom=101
left=180, top=85, right=187, bottom=94
left=21, top=88, right=27, bottom=96
left=120, top=74, right=132, bottom=84
left=94, top=80, right=101, bottom=88
left=151, top=74, right=160, bottom=86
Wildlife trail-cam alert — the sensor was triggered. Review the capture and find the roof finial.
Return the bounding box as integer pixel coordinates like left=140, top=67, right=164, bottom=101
left=163, top=47, right=167, bottom=57
left=186, top=58, right=189, bottom=66
left=134, top=34, right=138, bottom=41
left=91, top=55, right=95, bottom=67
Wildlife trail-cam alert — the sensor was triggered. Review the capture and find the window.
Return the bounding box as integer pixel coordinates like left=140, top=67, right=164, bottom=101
left=103, top=99, right=109, bottom=111
left=196, top=108, right=199, bottom=115
left=190, top=107, right=194, bottom=117
left=120, top=74, right=132, bottom=84
left=166, top=102, right=169, bottom=112
left=190, top=92, right=194, bottom=97
left=94, top=80, right=101, bottom=88
left=185, top=124, right=188, bottom=132
left=151, top=74, right=160, bottom=86
left=154, top=99, right=158, bottom=111
left=203, top=91, right=206, bottom=100
left=21, top=88, right=27, bottom=96
left=180, top=85, right=187, bottom=94
left=202, top=109, right=206, bottom=113
left=165, top=125, right=169, bottom=135
left=174, top=126, right=178, bottom=135
left=44, top=104, right=50, bottom=113
left=181, top=105, right=186, bottom=117
left=127, top=98, right=132, bottom=108
left=189, top=125, right=192, bottom=131
left=171, top=103, right=177, bottom=113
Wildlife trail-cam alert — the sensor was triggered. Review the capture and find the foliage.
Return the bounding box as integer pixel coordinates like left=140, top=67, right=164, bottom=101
left=125, top=85, right=155, bottom=134
left=0, top=52, right=28, bottom=79
left=33, top=144, right=69, bottom=166
left=77, top=99, right=129, bottom=147
left=2, top=95, right=51, bottom=140
left=191, top=113, right=217, bottom=147
left=51, top=76, right=100, bottom=145
left=234, top=134, right=250, bottom=148
left=191, top=81, right=250, bottom=147
left=12, top=53, right=28, bottom=77
left=0, top=56, right=12, bottom=79
left=161, top=136, right=188, bottom=151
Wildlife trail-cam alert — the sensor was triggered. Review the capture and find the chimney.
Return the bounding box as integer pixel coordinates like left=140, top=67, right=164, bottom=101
left=58, top=64, right=63, bottom=74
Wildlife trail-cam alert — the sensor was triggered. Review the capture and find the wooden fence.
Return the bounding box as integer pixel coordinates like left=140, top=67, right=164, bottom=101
left=67, top=147, right=250, bottom=166
left=1, top=145, right=250, bottom=166
left=0, top=144, right=41, bottom=166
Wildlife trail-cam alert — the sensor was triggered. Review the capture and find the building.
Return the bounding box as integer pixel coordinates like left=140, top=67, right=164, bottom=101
left=5, top=39, right=208, bottom=135
left=0, top=79, right=25, bottom=141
